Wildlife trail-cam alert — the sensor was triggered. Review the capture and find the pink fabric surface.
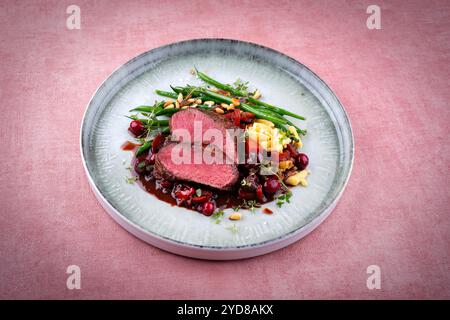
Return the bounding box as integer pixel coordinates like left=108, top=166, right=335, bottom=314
left=0, top=0, right=449, bottom=299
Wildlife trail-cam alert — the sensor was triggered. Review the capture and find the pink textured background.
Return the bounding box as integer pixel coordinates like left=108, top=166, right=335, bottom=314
left=0, top=0, right=449, bottom=299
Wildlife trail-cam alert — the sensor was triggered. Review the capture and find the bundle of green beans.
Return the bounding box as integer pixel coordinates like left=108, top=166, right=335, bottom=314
left=157, top=69, right=306, bottom=135
left=169, top=85, right=306, bottom=136
left=128, top=69, right=307, bottom=155
left=195, top=69, right=305, bottom=121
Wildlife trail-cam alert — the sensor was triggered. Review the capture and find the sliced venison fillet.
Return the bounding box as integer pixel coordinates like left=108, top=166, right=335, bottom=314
left=170, top=108, right=241, bottom=161
left=155, top=142, right=239, bottom=190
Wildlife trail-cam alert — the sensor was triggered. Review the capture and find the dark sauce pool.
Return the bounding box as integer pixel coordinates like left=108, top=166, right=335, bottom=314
left=122, top=141, right=247, bottom=214
left=137, top=174, right=242, bottom=210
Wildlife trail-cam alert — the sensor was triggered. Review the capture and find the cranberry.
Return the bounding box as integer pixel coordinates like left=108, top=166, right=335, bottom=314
left=233, top=109, right=241, bottom=126
left=238, top=188, right=256, bottom=200
left=192, top=195, right=208, bottom=203
left=264, top=178, right=281, bottom=195
left=278, top=151, right=291, bottom=161
left=175, top=186, right=195, bottom=200
left=286, top=143, right=299, bottom=158
left=256, top=185, right=266, bottom=203
left=296, top=153, right=309, bottom=170
left=152, top=133, right=165, bottom=153
left=240, top=112, right=255, bottom=124
left=129, top=120, right=145, bottom=136
left=146, top=152, right=155, bottom=165
left=202, top=201, right=215, bottom=216
left=134, top=159, right=149, bottom=175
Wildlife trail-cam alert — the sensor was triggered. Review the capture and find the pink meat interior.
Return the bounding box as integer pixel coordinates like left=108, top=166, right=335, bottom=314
left=156, top=143, right=238, bottom=190
left=170, top=108, right=229, bottom=145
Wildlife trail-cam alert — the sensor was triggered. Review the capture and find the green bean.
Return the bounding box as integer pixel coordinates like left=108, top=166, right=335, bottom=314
left=198, top=88, right=290, bottom=127
left=131, top=105, right=176, bottom=117
left=195, top=70, right=238, bottom=94
left=156, top=108, right=179, bottom=116
left=190, top=86, right=306, bottom=135
left=247, top=98, right=305, bottom=120
left=170, top=86, right=217, bottom=103
left=126, top=117, right=169, bottom=127
left=196, top=69, right=305, bottom=120
left=283, top=118, right=307, bottom=136
left=136, top=140, right=151, bottom=157
left=130, top=101, right=165, bottom=113
left=129, top=105, right=155, bottom=113
left=147, top=119, right=169, bottom=126
left=155, top=90, right=178, bottom=99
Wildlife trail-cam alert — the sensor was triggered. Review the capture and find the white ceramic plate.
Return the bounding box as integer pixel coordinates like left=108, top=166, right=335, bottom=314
left=80, top=39, right=354, bottom=260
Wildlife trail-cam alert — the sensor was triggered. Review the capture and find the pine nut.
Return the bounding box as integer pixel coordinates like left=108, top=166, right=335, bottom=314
left=164, top=101, right=173, bottom=108
left=229, top=213, right=242, bottom=221
left=215, top=107, right=224, bottom=114
left=195, top=99, right=202, bottom=104
left=177, top=93, right=183, bottom=103
left=279, top=160, right=294, bottom=170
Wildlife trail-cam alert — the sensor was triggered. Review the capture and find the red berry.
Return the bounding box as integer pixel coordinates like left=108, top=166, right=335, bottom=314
left=238, top=188, right=256, bottom=200
left=264, top=178, right=281, bottom=195
left=202, top=201, right=215, bottom=216
left=296, top=153, right=309, bottom=170
left=134, top=158, right=149, bottom=175
left=129, top=120, right=145, bottom=136
left=192, top=195, right=208, bottom=203
left=146, top=152, right=155, bottom=165
left=240, top=112, right=255, bottom=124
left=175, top=186, right=195, bottom=200
left=278, top=151, right=291, bottom=161
left=152, top=133, right=165, bottom=153
left=286, top=143, right=299, bottom=158
left=233, top=108, right=241, bottom=126
left=256, top=185, right=266, bottom=203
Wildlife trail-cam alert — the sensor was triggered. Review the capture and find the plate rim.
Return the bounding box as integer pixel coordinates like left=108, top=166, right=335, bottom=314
left=80, top=38, right=355, bottom=259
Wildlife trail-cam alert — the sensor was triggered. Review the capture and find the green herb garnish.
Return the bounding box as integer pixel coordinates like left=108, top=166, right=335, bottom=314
left=211, top=209, right=225, bottom=224
left=232, top=205, right=242, bottom=212
left=125, top=176, right=138, bottom=184
left=242, top=200, right=261, bottom=213
left=276, top=191, right=292, bottom=208
left=232, top=78, right=250, bottom=95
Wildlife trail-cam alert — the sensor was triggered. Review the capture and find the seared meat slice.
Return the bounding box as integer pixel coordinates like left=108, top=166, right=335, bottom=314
left=154, top=142, right=239, bottom=190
